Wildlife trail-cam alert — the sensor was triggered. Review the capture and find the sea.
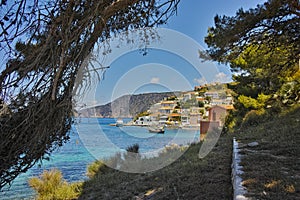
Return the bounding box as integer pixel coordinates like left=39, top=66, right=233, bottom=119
left=0, top=118, right=200, bottom=200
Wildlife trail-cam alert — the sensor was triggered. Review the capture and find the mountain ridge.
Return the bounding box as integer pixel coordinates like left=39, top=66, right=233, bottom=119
left=78, top=92, right=178, bottom=118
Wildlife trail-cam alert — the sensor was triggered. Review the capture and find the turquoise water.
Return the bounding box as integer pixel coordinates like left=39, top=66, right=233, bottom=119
left=0, top=118, right=200, bottom=199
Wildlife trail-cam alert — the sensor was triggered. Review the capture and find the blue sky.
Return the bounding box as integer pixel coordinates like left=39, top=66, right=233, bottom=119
left=85, top=0, right=266, bottom=106
left=0, top=1, right=266, bottom=106
left=165, top=0, right=266, bottom=48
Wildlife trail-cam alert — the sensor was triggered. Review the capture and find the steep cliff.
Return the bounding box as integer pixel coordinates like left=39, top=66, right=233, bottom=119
left=79, top=92, right=177, bottom=118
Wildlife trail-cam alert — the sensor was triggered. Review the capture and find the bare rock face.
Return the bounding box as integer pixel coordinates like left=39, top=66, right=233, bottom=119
left=78, top=92, right=175, bottom=118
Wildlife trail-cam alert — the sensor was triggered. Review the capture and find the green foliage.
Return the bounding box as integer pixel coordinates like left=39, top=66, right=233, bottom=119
left=202, top=115, right=208, bottom=120
left=87, top=160, right=108, bottom=179
left=195, top=86, right=208, bottom=94
left=231, top=43, right=298, bottom=96
left=126, top=143, right=140, bottom=153
left=202, top=0, right=299, bottom=65
left=240, top=109, right=269, bottom=129
left=198, top=101, right=205, bottom=107
left=199, top=109, right=205, bottom=115
left=238, top=93, right=270, bottom=110
left=207, top=83, right=223, bottom=91
left=278, top=80, right=300, bottom=106
left=133, top=111, right=149, bottom=121
left=204, top=96, right=211, bottom=104
left=174, top=102, right=181, bottom=109
left=223, top=110, right=238, bottom=133
left=123, top=143, right=141, bottom=163
left=202, top=0, right=300, bottom=131
left=166, top=96, right=177, bottom=100
left=28, top=169, right=82, bottom=200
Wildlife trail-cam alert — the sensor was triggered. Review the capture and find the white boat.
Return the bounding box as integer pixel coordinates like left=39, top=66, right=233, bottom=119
left=116, top=118, right=123, bottom=127
left=148, top=125, right=164, bottom=134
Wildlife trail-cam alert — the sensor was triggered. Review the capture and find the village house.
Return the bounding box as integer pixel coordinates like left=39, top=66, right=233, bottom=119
left=167, top=112, right=181, bottom=126
left=211, top=99, right=224, bottom=105
left=159, top=106, right=173, bottom=115
left=208, top=105, right=233, bottom=126
left=183, top=92, right=192, bottom=101
left=190, top=106, right=202, bottom=114
left=200, top=105, right=234, bottom=135
left=158, top=115, right=169, bottom=125
left=134, top=86, right=232, bottom=129
left=189, top=113, right=201, bottom=126
left=181, top=115, right=189, bottom=126
left=196, top=96, right=205, bottom=102
left=135, top=116, right=152, bottom=126
left=160, top=100, right=176, bottom=108
left=158, top=100, right=176, bottom=115
left=204, top=91, right=219, bottom=99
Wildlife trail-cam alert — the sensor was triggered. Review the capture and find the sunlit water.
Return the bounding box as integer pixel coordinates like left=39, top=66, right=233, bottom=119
left=0, top=118, right=200, bottom=199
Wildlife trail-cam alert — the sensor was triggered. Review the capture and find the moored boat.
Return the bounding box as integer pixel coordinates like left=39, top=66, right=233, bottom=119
left=116, top=118, right=123, bottom=127
left=148, top=126, right=165, bottom=134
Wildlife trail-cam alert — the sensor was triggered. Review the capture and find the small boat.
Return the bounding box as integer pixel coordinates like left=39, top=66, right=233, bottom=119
left=116, top=118, right=123, bottom=127
left=148, top=126, right=165, bottom=134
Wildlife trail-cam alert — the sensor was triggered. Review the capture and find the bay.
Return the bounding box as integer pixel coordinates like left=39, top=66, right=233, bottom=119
left=0, top=118, right=200, bottom=199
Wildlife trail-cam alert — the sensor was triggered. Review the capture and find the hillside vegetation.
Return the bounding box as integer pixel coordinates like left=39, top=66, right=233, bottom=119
left=236, top=105, right=300, bottom=200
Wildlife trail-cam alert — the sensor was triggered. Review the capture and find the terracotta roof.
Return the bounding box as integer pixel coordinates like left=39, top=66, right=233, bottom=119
left=161, top=100, right=176, bottom=104
left=159, top=106, right=173, bottom=110
left=223, top=105, right=234, bottom=110
left=168, top=113, right=181, bottom=117
left=208, top=105, right=234, bottom=110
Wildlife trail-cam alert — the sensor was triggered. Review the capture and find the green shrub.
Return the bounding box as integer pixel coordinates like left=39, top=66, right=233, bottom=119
left=86, top=160, right=108, bottom=178
left=198, top=101, right=205, bottom=107
left=238, top=94, right=270, bottom=110
left=126, top=143, right=139, bottom=153
left=28, top=169, right=82, bottom=200
left=241, top=109, right=271, bottom=129
left=124, top=143, right=141, bottom=161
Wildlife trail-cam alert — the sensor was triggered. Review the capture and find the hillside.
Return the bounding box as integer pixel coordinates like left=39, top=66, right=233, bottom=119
left=79, top=92, right=176, bottom=118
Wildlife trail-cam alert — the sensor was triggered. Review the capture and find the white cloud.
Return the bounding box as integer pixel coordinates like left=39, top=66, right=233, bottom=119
left=150, top=77, right=160, bottom=84
left=214, top=72, right=232, bottom=83
left=194, top=77, right=207, bottom=85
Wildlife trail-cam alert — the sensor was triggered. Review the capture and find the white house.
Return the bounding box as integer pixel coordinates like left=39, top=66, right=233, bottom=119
left=135, top=116, right=152, bottom=126
left=158, top=115, right=168, bottom=125
left=204, top=92, right=219, bottom=99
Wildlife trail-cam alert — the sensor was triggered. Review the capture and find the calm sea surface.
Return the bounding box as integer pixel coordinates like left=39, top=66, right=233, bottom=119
left=0, top=118, right=200, bottom=200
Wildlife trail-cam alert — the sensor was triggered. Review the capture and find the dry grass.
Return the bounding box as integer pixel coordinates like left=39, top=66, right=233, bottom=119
left=236, top=105, right=300, bottom=200
left=78, top=135, right=233, bottom=200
